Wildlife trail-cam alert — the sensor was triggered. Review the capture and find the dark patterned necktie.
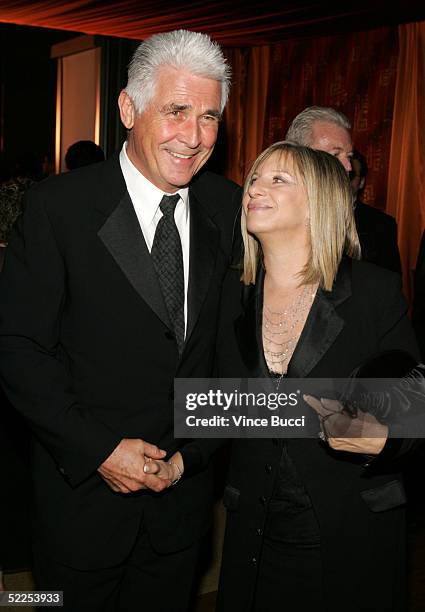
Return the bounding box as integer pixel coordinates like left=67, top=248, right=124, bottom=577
left=151, top=194, right=185, bottom=354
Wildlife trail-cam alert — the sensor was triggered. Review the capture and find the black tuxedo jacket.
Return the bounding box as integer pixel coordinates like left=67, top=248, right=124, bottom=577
left=412, top=229, right=425, bottom=359
left=216, top=258, right=418, bottom=612
left=0, top=154, right=241, bottom=569
left=354, top=199, right=401, bottom=273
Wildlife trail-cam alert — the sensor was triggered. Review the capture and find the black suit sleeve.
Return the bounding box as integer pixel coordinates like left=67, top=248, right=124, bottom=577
left=371, top=273, right=421, bottom=463
left=378, top=272, right=418, bottom=356
left=412, top=230, right=425, bottom=359
left=382, top=216, right=401, bottom=274
left=179, top=439, right=225, bottom=476
left=355, top=202, right=401, bottom=274
left=176, top=193, right=242, bottom=476
left=0, top=189, right=121, bottom=487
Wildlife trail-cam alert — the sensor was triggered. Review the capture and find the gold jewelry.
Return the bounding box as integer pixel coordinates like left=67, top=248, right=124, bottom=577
left=263, top=284, right=317, bottom=383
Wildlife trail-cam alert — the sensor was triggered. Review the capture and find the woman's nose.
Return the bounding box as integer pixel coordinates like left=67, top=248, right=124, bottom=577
left=248, top=179, right=266, bottom=197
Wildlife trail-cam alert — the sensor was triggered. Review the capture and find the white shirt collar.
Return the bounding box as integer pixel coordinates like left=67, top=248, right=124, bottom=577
left=119, top=142, right=189, bottom=224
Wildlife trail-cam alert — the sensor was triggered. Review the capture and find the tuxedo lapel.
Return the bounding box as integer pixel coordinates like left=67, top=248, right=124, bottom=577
left=234, top=259, right=353, bottom=378
left=288, top=258, right=352, bottom=377
left=185, top=190, right=220, bottom=342
left=234, top=268, right=267, bottom=377
left=287, top=292, right=345, bottom=377
left=97, top=191, right=171, bottom=329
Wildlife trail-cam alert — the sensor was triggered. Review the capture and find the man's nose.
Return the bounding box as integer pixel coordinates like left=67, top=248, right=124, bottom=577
left=342, top=157, right=352, bottom=173
left=180, top=117, right=201, bottom=149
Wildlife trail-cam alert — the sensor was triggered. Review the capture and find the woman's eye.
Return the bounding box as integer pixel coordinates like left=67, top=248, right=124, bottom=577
left=272, top=175, right=285, bottom=183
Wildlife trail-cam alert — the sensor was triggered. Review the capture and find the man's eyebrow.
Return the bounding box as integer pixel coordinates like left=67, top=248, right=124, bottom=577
left=161, top=103, right=191, bottom=112
left=204, top=109, right=222, bottom=119
left=329, top=146, right=353, bottom=154
left=161, top=103, right=221, bottom=118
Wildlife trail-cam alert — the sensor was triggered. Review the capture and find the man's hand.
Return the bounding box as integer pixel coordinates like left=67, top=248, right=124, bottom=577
left=304, top=395, right=388, bottom=455
left=144, top=451, right=184, bottom=485
left=98, top=438, right=170, bottom=493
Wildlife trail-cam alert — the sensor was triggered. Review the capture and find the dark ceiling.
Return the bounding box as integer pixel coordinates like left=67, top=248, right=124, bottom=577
left=0, top=0, right=424, bottom=45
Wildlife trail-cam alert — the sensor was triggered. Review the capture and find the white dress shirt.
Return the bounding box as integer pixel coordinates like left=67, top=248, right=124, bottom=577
left=119, top=143, right=190, bottom=333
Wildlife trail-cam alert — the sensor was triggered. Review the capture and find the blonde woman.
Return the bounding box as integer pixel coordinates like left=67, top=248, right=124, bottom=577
left=216, top=142, right=418, bottom=612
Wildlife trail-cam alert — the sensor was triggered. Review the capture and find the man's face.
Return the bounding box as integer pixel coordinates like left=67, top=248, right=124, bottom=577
left=309, top=120, right=353, bottom=172
left=118, top=67, right=222, bottom=192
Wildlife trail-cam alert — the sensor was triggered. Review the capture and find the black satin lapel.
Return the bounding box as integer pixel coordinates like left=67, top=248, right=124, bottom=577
left=234, top=269, right=267, bottom=377
left=97, top=192, right=170, bottom=329
left=288, top=259, right=352, bottom=377
left=288, top=293, right=345, bottom=377
left=186, top=192, right=219, bottom=342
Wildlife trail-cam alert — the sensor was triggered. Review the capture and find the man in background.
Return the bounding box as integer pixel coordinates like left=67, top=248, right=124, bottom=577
left=413, top=230, right=425, bottom=359
left=286, top=106, right=401, bottom=273
left=64, top=140, right=105, bottom=171
left=0, top=178, right=32, bottom=591
left=350, top=148, right=401, bottom=273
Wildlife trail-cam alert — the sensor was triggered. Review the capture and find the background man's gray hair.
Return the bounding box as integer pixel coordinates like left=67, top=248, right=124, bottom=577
left=124, top=29, right=231, bottom=114
left=285, top=106, right=351, bottom=145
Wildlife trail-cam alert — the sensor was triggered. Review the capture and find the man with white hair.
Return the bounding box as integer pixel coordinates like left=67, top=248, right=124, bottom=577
left=286, top=106, right=401, bottom=272
left=0, top=30, right=240, bottom=611
left=286, top=106, right=353, bottom=171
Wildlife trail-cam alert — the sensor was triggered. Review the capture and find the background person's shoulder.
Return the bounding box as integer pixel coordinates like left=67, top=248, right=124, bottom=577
left=24, top=154, right=125, bottom=216
left=350, top=258, right=403, bottom=301
left=191, top=170, right=241, bottom=198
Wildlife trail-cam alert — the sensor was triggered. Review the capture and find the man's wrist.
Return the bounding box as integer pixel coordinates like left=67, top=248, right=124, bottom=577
left=168, top=460, right=183, bottom=485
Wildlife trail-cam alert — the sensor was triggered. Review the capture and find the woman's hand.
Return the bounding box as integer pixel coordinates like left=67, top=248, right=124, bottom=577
left=303, top=395, right=388, bottom=455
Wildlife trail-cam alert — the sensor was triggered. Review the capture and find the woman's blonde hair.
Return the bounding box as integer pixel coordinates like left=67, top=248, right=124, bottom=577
left=241, top=141, right=361, bottom=291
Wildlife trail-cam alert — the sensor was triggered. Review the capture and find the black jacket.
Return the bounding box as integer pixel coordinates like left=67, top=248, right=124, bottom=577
left=216, top=258, right=418, bottom=612
left=412, top=229, right=425, bottom=359
left=0, top=154, right=241, bottom=569
left=355, top=199, right=401, bottom=273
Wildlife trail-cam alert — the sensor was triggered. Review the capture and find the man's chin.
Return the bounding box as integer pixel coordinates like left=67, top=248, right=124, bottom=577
left=163, top=156, right=211, bottom=184
left=162, top=171, right=197, bottom=191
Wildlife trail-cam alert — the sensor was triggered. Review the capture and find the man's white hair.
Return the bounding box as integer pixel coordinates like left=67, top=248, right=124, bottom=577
left=124, top=29, right=231, bottom=114
left=285, top=106, right=351, bottom=145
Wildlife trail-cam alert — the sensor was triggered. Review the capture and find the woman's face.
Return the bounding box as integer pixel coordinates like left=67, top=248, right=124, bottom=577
left=243, top=152, right=309, bottom=239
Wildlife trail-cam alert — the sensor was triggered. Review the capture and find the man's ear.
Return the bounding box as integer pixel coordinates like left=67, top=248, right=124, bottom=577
left=118, top=91, right=135, bottom=129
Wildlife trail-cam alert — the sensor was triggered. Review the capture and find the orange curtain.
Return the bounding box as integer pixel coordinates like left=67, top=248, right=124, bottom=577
left=1, top=1, right=420, bottom=46
left=223, top=46, right=270, bottom=185
left=262, top=27, right=399, bottom=211
left=223, top=26, right=399, bottom=206
left=386, top=21, right=425, bottom=302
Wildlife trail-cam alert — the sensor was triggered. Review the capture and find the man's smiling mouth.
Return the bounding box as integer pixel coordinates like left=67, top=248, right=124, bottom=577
left=167, top=150, right=195, bottom=160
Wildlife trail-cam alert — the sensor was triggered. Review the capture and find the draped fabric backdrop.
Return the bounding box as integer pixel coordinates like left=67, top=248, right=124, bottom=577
left=223, top=23, right=425, bottom=302
left=387, top=22, right=425, bottom=301
left=0, top=3, right=424, bottom=298
left=223, top=26, right=399, bottom=208
left=1, top=1, right=423, bottom=45
left=223, top=46, right=270, bottom=184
